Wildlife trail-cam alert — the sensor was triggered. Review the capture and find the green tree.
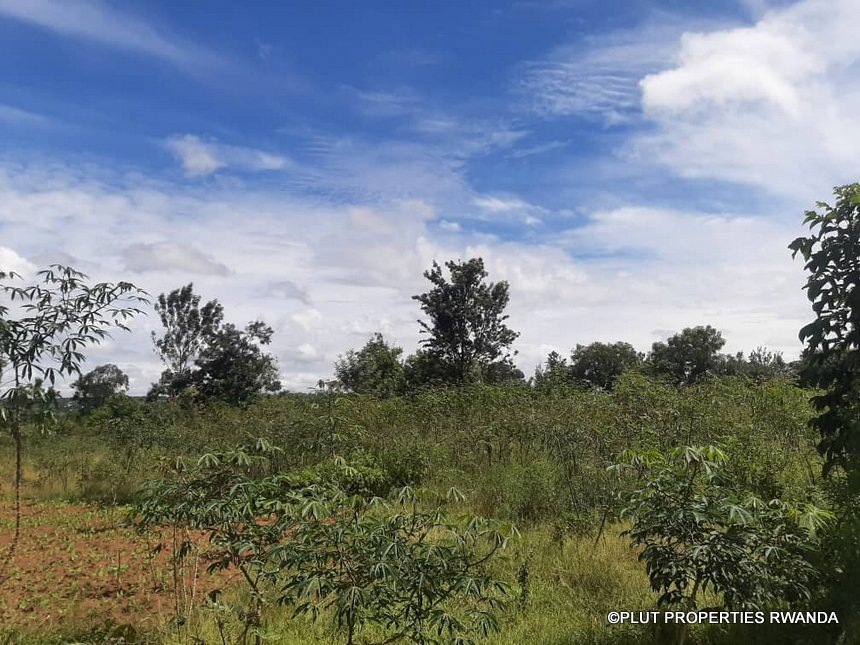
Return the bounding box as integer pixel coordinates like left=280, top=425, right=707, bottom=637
left=402, top=349, right=449, bottom=392
left=71, top=363, right=129, bottom=414
left=789, top=183, right=860, bottom=635
left=0, top=265, right=146, bottom=575
left=149, top=283, right=223, bottom=399
left=569, top=341, right=641, bottom=391
left=335, top=332, right=405, bottom=397
left=719, top=346, right=792, bottom=381
left=482, top=358, right=525, bottom=385
left=193, top=320, right=281, bottom=406
left=413, top=258, right=519, bottom=385
left=532, top=351, right=571, bottom=392
left=649, top=325, right=726, bottom=386
left=149, top=284, right=280, bottom=405
left=790, top=183, right=860, bottom=470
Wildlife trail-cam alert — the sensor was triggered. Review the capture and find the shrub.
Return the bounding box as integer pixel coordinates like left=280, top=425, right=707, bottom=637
left=134, top=441, right=517, bottom=645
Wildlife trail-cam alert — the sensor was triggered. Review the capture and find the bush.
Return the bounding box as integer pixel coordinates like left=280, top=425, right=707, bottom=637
left=474, top=460, right=564, bottom=524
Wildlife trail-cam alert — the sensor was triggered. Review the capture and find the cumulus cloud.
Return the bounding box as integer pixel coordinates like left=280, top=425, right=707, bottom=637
left=165, top=134, right=290, bottom=177
left=635, top=0, right=860, bottom=201
left=0, top=246, right=36, bottom=274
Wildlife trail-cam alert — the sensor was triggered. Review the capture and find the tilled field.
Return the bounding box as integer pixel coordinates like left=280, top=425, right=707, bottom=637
left=0, top=499, right=237, bottom=633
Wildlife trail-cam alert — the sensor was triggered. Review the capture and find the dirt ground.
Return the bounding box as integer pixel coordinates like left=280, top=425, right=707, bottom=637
left=0, top=499, right=237, bottom=632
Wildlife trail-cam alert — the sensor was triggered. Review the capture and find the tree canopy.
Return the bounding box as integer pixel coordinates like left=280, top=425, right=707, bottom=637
left=149, top=283, right=224, bottom=398
left=148, top=284, right=280, bottom=405
left=72, top=363, right=129, bottom=414
left=193, top=321, right=281, bottom=406
left=335, top=333, right=405, bottom=397
left=790, top=182, right=860, bottom=470
left=649, top=325, right=726, bottom=386
left=570, top=341, right=642, bottom=391
left=412, top=258, right=519, bottom=385
left=533, top=343, right=641, bottom=392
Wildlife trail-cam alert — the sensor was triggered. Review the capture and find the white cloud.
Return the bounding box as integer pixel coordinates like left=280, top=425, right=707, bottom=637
left=473, top=196, right=535, bottom=213
left=635, top=0, right=860, bottom=201
left=515, top=21, right=685, bottom=123
left=291, top=308, right=324, bottom=332
left=0, top=246, right=36, bottom=275
left=0, top=0, right=219, bottom=71
left=0, top=103, right=49, bottom=127
left=165, top=134, right=290, bottom=177
left=165, top=135, right=224, bottom=177
left=123, top=242, right=230, bottom=276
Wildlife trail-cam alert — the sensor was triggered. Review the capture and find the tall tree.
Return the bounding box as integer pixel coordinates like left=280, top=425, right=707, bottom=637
left=335, top=333, right=405, bottom=397
left=412, top=258, right=519, bottom=385
left=532, top=351, right=571, bottom=392
left=789, top=182, right=860, bottom=470
left=149, top=284, right=281, bottom=405
left=193, top=321, right=281, bottom=406
left=72, top=363, right=129, bottom=414
left=569, top=341, right=642, bottom=391
left=649, top=325, right=726, bottom=386
left=789, top=182, right=860, bottom=632
left=149, top=283, right=223, bottom=398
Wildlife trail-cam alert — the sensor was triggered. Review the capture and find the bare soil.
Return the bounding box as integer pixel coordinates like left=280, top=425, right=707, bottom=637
left=0, top=499, right=237, bottom=632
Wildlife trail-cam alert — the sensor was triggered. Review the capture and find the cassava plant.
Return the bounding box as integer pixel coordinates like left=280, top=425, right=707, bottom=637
left=274, top=483, right=514, bottom=645
left=134, top=440, right=515, bottom=645
left=0, top=265, right=146, bottom=582
left=613, top=445, right=830, bottom=643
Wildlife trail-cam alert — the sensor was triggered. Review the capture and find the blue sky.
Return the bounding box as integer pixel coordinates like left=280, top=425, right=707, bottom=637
left=1, top=0, right=859, bottom=392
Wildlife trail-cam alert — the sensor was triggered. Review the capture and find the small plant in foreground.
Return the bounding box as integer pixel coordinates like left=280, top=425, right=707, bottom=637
left=613, top=445, right=831, bottom=643
left=134, top=440, right=515, bottom=645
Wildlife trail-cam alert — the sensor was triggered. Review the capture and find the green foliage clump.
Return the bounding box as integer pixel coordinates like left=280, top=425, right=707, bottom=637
left=335, top=332, right=405, bottom=397
left=615, top=446, right=830, bottom=610
left=790, top=182, right=860, bottom=636
left=570, top=342, right=642, bottom=391
left=71, top=363, right=129, bottom=415
left=135, top=441, right=516, bottom=645
left=648, top=325, right=726, bottom=386
left=149, top=284, right=280, bottom=406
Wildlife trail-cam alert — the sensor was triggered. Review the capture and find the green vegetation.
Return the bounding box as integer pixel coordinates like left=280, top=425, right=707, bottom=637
left=0, top=375, right=831, bottom=644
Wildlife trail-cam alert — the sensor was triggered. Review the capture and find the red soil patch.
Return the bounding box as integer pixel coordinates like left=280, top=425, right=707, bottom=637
left=0, top=500, right=237, bottom=631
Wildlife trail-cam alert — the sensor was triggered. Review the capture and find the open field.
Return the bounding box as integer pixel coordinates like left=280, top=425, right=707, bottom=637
left=0, top=377, right=851, bottom=644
